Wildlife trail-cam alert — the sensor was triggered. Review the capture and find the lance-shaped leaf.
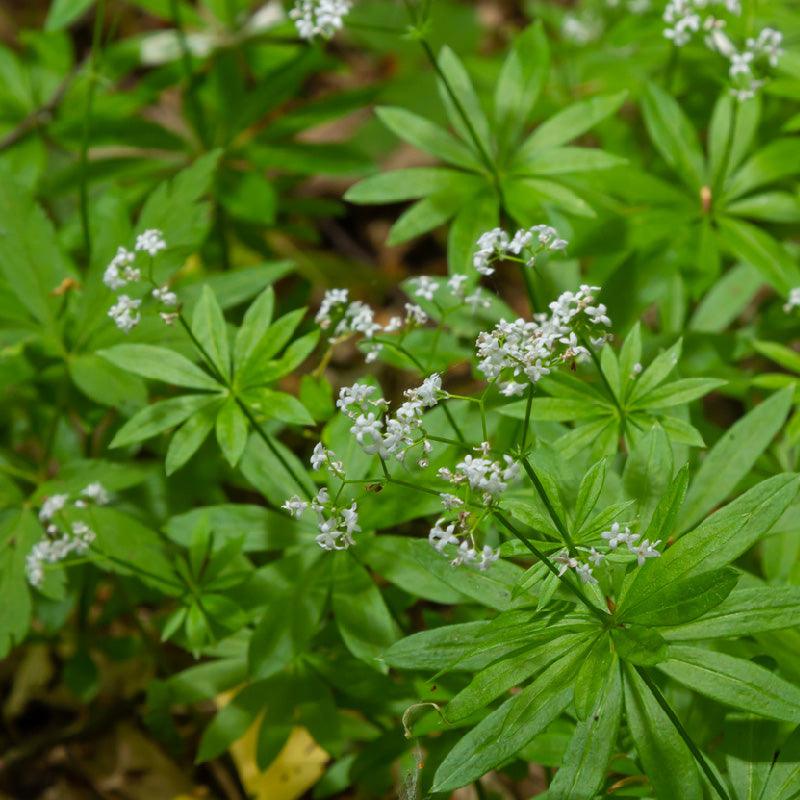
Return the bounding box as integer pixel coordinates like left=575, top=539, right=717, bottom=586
left=99, top=344, right=222, bottom=391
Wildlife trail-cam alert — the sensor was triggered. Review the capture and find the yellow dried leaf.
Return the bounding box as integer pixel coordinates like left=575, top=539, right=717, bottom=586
left=217, top=692, right=329, bottom=800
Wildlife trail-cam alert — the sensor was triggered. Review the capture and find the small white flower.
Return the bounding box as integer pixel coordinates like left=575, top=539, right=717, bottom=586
left=135, top=229, right=166, bottom=257
left=429, top=518, right=458, bottom=552
left=108, top=295, right=141, bottom=333
left=575, top=562, right=597, bottom=584
left=411, top=374, right=442, bottom=408
left=451, top=540, right=478, bottom=567
left=81, top=482, right=110, bottom=505
left=283, top=496, right=309, bottom=518
left=478, top=545, right=499, bottom=571
left=784, top=287, right=800, bottom=313
left=152, top=285, right=178, bottom=306
left=447, top=274, right=468, bottom=299
left=630, top=538, right=661, bottom=566
left=440, top=493, right=463, bottom=510
left=39, top=494, right=68, bottom=522
left=412, top=276, right=438, bottom=302
left=103, top=247, right=137, bottom=290
left=290, top=0, right=352, bottom=40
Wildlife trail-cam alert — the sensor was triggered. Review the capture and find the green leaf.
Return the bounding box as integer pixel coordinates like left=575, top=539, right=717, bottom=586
left=242, top=388, right=314, bottom=427
left=623, top=663, right=703, bottom=800
left=192, top=286, right=230, bottom=382
left=374, top=106, right=479, bottom=170
left=619, top=567, right=738, bottom=627
left=629, top=340, right=682, bottom=402
left=753, top=340, right=800, bottom=374
left=332, top=555, right=399, bottom=670
left=662, top=585, right=800, bottom=640
left=196, top=680, right=271, bottom=762
left=99, top=345, right=221, bottom=391
left=612, top=626, right=668, bottom=666
left=68, top=353, right=147, bottom=407
left=620, top=474, right=799, bottom=616
left=387, top=188, right=476, bottom=246
left=432, top=639, right=592, bottom=791
left=633, top=378, right=726, bottom=409
left=110, top=394, right=218, bottom=448
left=573, top=634, right=613, bottom=721
left=447, top=191, right=499, bottom=274
left=725, top=715, right=779, bottom=800
left=383, top=621, right=496, bottom=672
left=717, top=216, right=800, bottom=293
left=233, top=286, right=274, bottom=372
left=0, top=511, right=38, bottom=657
left=623, top=424, right=673, bottom=531
left=446, top=631, right=590, bottom=722
left=680, top=386, right=794, bottom=529
left=689, top=262, right=762, bottom=333
left=573, top=459, right=607, bottom=533
left=549, top=658, right=622, bottom=800
left=165, top=404, right=217, bottom=475
left=45, top=0, right=95, bottom=30
left=215, top=398, right=248, bottom=468
left=514, top=146, right=627, bottom=176
left=493, top=21, right=548, bottom=154
left=436, top=47, right=492, bottom=161
left=345, top=167, right=459, bottom=204
left=641, top=82, right=704, bottom=190
left=248, top=554, right=329, bottom=680
left=522, top=91, right=627, bottom=153
left=659, top=646, right=800, bottom=723
left=759, top=725, right=800, bottom=800
left=725, top=138, right=800, bottom=200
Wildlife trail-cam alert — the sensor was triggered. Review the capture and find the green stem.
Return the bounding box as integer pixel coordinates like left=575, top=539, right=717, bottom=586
left=169, top=0, right=209, bottom=148
left=493, top=511, right=606, bottom=621
left=78, top=0, right=106, bottom=259
left=519, top=456, right=576, bottom=554
left=520, top=263, right=539, bottom=313
left=520, top=383, right=534, bottom=451
left=635, top=667, right=730, bottom=800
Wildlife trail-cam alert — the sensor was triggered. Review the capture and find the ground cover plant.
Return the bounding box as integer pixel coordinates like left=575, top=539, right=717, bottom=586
left=1, top=0, right=800, bottom=798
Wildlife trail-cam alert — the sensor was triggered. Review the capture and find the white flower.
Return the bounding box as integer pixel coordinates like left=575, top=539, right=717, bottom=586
left=135, top=229, right=166, bottom=257
left=103, top=247, right=138, bottom=290
left=601, top=522, right=639, bottom=549
left=309, top=442, right=344, bottom=476
left=555, top=551, right=579, bottom=576
left=630, top=538, right=661, bottom=566
left=26, top=521, right=96, bottom=587
left=500, top=380, right=527, bottom=397
left=473, top=224, right=569, bottom=275
left=152, top=285, right=178, bottom=306
left=108, top=295, right=141, bottom=333
left=447, top=274, right=468, bottom=299
left=440, top=493, right=463, bottom=510
left=39, top=494, right=68, bottom=522
left=465, top=289, right=491, bottom=312
left=783, top=287, right=800, bottom=313
left=575, top=562, right=597, bottom=584
left=337, top=383, right=375, bottom=415
left=290, top=0, right=352, bottom=40
left=428, top=519, right=458, bottom=552
left=283, top=496, right=309, bottom=518
left=412, top=276, right=438, bottom=301
left=81, top=482, right=110, bottom=505
left=315, top=288, right=349, bottom=328
left=586, top=547, right=605, bottom=567
left=410, top=374, right=442, bottom=408
left=451, top=540, right=478, bottom=567
left=478, top=545, right=499, bottom=571
left=405, top=303, right=428, bottom=326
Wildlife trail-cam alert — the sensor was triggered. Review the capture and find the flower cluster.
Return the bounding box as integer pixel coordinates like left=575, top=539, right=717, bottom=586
left=663, top=0, right=782, bottom=100
left=475, top=284, right=611, bottom=396
left=555, top=521, right=661, bottom=585
left=409, top=274, right=490, bottom=312
left=428, top=515, right=499, bottom=571
left=337, top=376, right=442, bottom=465
left=104, top=229, right=178, bottom=332
left=26, top=483, right=111, bottom=587
left=438, top=442, right=520, bottom=506
left=283, top=487, right=360, bottom=551
left=290, top=0, right=352, bottom=40
left=473, top=225, right=568, bottom=277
